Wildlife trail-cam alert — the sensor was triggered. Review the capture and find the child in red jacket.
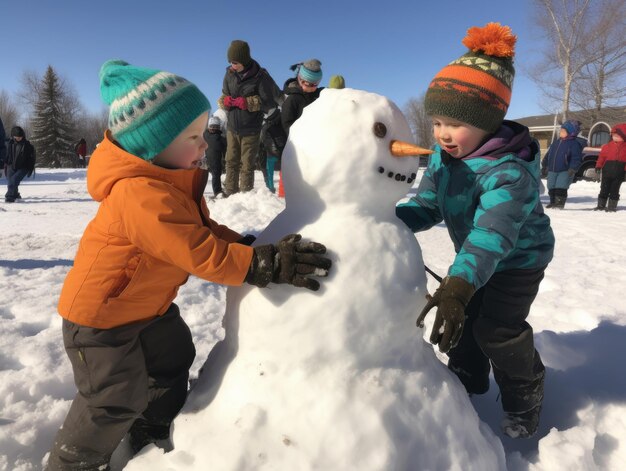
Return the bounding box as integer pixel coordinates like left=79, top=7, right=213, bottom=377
left=595, top=123, right=626, bottom=211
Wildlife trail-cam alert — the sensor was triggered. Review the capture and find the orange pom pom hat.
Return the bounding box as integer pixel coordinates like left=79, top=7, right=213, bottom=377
left=424, top=22, right=517, bottom=132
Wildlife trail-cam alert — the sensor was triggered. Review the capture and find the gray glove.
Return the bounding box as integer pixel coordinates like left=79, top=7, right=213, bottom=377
left=245, top=234, right=332, bottom=291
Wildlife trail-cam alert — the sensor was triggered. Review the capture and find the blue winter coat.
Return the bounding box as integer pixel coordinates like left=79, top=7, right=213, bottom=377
left=542, top=137, right=583, bottom=173
left=396, top=121, right=555, bottom=289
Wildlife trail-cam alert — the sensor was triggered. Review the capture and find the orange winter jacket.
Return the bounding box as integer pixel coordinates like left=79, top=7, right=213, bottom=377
left=58, top=132, right=254, bottom=328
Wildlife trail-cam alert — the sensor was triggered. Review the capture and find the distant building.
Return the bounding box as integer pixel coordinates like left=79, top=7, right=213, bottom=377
left=515, top=106, right=625, bottom=154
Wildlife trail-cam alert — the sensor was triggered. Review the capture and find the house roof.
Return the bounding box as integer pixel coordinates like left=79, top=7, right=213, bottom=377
left=515, top=107, right=625, bottom=132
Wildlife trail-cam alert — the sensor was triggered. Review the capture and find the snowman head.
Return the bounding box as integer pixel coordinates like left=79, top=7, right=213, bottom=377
left=283, top=88, right=431, bottom=212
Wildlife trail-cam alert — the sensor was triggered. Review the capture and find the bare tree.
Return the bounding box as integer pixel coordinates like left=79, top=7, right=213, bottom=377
left=0, top=90, right=21, bottom=132
left=570, top=0, right=626, bottom=121
left=530, top=0, right=626, bottom=119
left=404, top=96, right=434, bottom=150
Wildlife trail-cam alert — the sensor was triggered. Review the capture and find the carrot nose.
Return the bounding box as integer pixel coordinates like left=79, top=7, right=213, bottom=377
left=390, top=140, right=433, bottom=157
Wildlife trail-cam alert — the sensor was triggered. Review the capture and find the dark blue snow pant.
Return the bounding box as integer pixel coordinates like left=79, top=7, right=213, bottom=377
left=447, top=267, right=546, bottom=413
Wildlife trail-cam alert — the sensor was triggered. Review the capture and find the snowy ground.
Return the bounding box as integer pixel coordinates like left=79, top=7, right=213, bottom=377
left=0, top=169, right=625, bottom=470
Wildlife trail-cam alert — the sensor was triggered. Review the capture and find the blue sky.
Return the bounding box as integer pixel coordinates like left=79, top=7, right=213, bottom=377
left=1, top=0, right=549, bottom=120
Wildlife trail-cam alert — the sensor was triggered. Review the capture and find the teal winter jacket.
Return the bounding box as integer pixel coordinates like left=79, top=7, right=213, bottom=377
left=396, top=121, right=555, bottom=289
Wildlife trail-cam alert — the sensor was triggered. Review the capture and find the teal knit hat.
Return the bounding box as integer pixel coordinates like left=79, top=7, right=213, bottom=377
left=100, top=60, right=211, bottom=160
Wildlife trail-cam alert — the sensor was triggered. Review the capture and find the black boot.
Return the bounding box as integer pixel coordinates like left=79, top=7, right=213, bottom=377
left=494, top=364, right=545, bottom=439
left=545, top=190, right=556, bottom=208
left=448, top=357, right=491, bottom=395
left=128, top=419, right=172, bottom=455
left=553, top=195, right=566, bottom=209
left=594, top=197, right=607, bottom=211
left=607, top=198, right=618, bottom=212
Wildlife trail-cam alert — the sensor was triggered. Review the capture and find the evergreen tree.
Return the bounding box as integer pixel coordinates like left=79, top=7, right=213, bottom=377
left=30, top=66, right=76, bottom=168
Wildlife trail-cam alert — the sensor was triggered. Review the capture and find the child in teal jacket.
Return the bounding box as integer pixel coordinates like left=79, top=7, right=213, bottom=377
left=396, top=23, right=555, bottom=439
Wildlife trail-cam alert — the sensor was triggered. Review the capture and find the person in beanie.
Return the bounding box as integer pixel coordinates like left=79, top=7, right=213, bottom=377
left=203, top=115, right=227, bottom=197
left=594, top=123, right=626, bottom=211
left=46, top=60, right=331, bottom=470
left=328, top=74, right=346, bottom=89
left=4, top=126, right=36, bottom=202
left=396, top=23, right=554, bottom=439
left=218, top=40, right=283, bottom=196
left=278, top=59, right=324, bottom=197
left=541, top=120, right=583, bottom=209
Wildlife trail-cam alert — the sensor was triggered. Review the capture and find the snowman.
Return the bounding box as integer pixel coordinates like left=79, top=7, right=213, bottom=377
left=129, top=89, right=505, bottom=470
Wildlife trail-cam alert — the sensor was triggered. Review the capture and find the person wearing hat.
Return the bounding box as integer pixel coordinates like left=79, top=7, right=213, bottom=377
left=594, top=123, right=626, bottom=211
left=204, top=115, right=227, bottom=197
left=541, top=119, right=584, bottom=209
left=328, top=74, right=346, bottom=89
left=4, top=125, right=36, bottom=202
left=396, top=23, right=554, bottom=439
left=46, top=60, right=331, bottom=470
left=218, top=40, right=283, bottom=196
left=281, top=59, right=324, bottom=135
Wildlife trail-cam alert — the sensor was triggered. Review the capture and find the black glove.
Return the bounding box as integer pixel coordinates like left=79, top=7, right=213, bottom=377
left=567, top=168, right=576, bottom=177
left=416, top=276, right=475, bottom=353
left=237, top=234, right=257, bottom=246
left=245, top=234, right=332, bottom=291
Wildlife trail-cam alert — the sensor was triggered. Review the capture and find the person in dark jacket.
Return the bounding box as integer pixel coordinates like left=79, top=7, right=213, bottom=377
left=4, top=126, right=36, bottom=202
left=0, top=117, right=7, bottom=169
left=278, top=59, right=324, bottom=197
left=203, top=116, right=227, bottom=197
left=281, top=59, right=324, bottom=135
left=257, top=108, right=286, bottom=193
left=396, top=23, right=554, bottom=439
left=594, top=123, right=626, bottom=211
left=218, top=40, right=283, bottom=196
left=75, top=138, right=87, bottom=168
left=541, top=120, right=583, bottom=209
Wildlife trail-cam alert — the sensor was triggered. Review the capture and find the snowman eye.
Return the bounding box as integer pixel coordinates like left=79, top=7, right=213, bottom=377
left=373, top=122, right=387, bottom=138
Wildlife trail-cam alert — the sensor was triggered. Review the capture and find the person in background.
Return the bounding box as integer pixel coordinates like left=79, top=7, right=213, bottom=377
left=0, top=117, right=7, bottom=171
left=594, top=123, right=626, bottom=212
left=46, top=59, right=331, bottom=470
left=257, top=108, right=286, bottom=193
left=4, top=126, right=36, bottom=202
left=396, top=23, right=554, bottom=439
left=75, top=138, right=87, bottom=168
left=541, top=120, right=583, bottom=209
left=203, top=116, right=227, bottom=198
left=328, top=74, right=345, bottom=89
left=218, top=40, right=283, bottom=196
left=279, top=59, right=324, bottom=197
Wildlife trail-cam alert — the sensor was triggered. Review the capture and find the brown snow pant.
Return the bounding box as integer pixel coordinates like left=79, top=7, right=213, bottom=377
left=46, top=304, right=195, bottom=470
left=224, top=130, right=260, bottom=194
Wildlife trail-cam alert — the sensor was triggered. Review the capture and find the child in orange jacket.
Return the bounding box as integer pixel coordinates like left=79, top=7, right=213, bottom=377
left=46, top=60, right=331, bottom=470
left=594, top=123, right=626, bottom=211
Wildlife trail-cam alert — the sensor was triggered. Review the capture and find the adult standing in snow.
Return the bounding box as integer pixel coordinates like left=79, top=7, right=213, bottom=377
left=218, top=40, right=283, bottom=196
left=46, top=60, right=331, bottom=470
left=4, top=126, right=36, bottom=202
left=540, top=120, right=583, bottom=209
left=203, top=116, right=227, bottom=197
left=0, top=117, right=7, bottom=170
left=74, top=138, right=87, bottom=168
left=396, top=23, right=555, bottom=439
left=279, top=58, right=324, bottom=196
left=594, top=123, right=626, bottom=212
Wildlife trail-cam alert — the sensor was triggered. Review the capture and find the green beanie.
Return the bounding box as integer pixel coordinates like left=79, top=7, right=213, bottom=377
left=227, top=40, right=252, bottom=67
left=328, top=75, right=345, bottom=89
left=100, top=59, right=211, bottom=160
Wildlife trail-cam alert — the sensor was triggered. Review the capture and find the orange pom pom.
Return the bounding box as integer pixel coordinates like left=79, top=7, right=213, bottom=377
left=462, top=22, right=516, bottom=58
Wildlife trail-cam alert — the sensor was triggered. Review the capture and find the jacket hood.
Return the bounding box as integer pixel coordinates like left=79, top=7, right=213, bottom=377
left=465, top=120, right=535, bottom=161
left=612, top=124, right=626, bottom=141
left=88, top=131, right=202, bottom=202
